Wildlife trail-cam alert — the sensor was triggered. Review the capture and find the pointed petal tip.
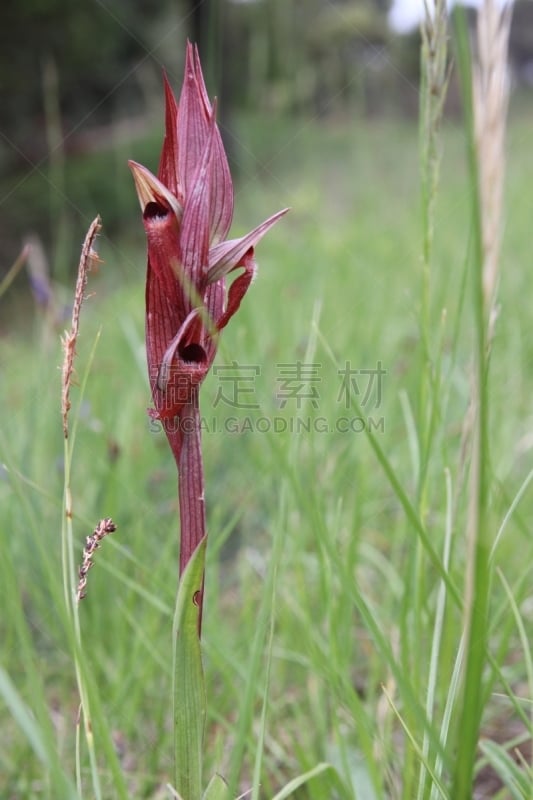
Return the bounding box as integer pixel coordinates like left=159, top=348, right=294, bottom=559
left=129, top=160, right=157, bottom=211
left=184, top=40, right=197, bottom=77
left=206, top=206, right=290, bottom=284
left=162, top=70, right=177, bottom=102
left=129, top=161, right=182, bottom=219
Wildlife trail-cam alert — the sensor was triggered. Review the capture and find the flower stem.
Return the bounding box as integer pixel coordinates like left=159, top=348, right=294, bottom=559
left=178, top=390, right=206, bottom=634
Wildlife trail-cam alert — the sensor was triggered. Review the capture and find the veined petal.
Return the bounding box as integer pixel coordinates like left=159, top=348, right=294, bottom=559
left=177, top=42, right=211, bottom=196
left=145, top=263, right=181, bottom=410
left=190, top=43, right=212, bottom=120
left=216, top=251, right=256, bottom=332
left=157, top=309, right=205, bottom=392
left=180, top=112, right=216, bottom=292
left=157, top=74, right=184, bottom=204
left=190, top=44, right=234, bottom=242
left=128, top=160, right=183, bottom=220
left=207, top=207, right=289, bottom=283
left=207, top=121, right=234, bottom=244
left=146, top=295, right=206, bottom=422
left=177, top=43, right=233, bottom=242
left=149, top=305, right=217, bottom=423
left=130, top=160, right=185, bottom=307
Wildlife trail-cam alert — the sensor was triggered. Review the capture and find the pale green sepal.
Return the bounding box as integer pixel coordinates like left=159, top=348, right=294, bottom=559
left=173, top=536, right=207, bottom=800
left=202, top=773, right=231, bottom=800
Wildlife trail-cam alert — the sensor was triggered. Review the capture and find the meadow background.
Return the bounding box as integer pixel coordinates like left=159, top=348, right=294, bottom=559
left=1, top=2, right=532, bottom=799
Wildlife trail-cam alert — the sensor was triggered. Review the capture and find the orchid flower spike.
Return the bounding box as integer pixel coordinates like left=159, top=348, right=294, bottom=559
left=129, top=42, right=288, bottom=464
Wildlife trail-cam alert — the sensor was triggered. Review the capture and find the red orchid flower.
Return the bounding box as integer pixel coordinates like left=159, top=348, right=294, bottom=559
left=129, top=43, right=287, bottom=586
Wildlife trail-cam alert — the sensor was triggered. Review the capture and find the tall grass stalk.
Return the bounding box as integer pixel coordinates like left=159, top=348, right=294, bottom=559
left=0, top=432, right=78, bottom=798
left=419, top=0, right=449, bottom=425
left=418, top=0, right=450, bottom=509
left=416, top=5, right=451, bottom=794
left=416, top=468, right=453, bottom=800
left=452, top=3, right=512, bottom=796
left=60, top=217, right=103, bottom=799
left=60, top=217, right=127, bottom=799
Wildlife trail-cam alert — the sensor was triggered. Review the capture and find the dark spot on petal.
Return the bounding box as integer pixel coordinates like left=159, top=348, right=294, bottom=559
left=193, top=590, right=201, bottom=606
left=179, top=343, right=207, bottom=363
left=144, top=201, right=168, bottom=220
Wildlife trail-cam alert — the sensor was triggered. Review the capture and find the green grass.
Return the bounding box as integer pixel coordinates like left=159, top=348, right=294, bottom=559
left=1, top=100, right=533, bottom=798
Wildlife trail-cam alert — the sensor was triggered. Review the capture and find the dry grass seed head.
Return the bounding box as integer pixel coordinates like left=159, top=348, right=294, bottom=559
left=76, top=517, right=116, bottom=602
left=61, top=215, right=102, bottom=438
left=473, top=0, right=512, bottom=340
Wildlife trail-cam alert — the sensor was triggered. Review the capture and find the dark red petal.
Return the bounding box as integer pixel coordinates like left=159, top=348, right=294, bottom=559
left=149, top=310, right=215, bottom=426
left=207, top=207, right=289, bottom=283
left=144, top=218, right=183, bottom=308
left=207, top=123, right=234, bottom=243
left=177, top=43, right=234, bottom=243
left=216, top=251, right=256, bottom=332
left=157, top=309, right=206, bottom=393
left=179, top=113, right=216, bottom=295
left=177, top=43, right=211, bottom=196
left=191, top=43, right=212, bottom=119
left=145, top=262, right=180, bottom=405
left=190, top=45, right=234, bottom=242
left=129, top=160, right=191, bottom=317
left=157, top=74, right=183, bottom=202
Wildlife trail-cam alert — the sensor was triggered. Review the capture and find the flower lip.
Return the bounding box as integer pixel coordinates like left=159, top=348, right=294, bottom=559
left=144, top=201, right=169, bottom=220
left=179, top=342, right=207, bottom=363
left=128, top=160, right=183, bottom=220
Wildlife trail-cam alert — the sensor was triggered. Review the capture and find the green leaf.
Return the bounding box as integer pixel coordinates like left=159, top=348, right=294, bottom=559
left=271, top=762, right=343, bottom=800
left=0, top=666, right=48, bottom=763
left=0, top=666, right=78, bottom=799
left=479, top=739, right=532, bottom=800
left=173, top=537, right=207, bottom=800
left=202, top=773, right=231, bottom=800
